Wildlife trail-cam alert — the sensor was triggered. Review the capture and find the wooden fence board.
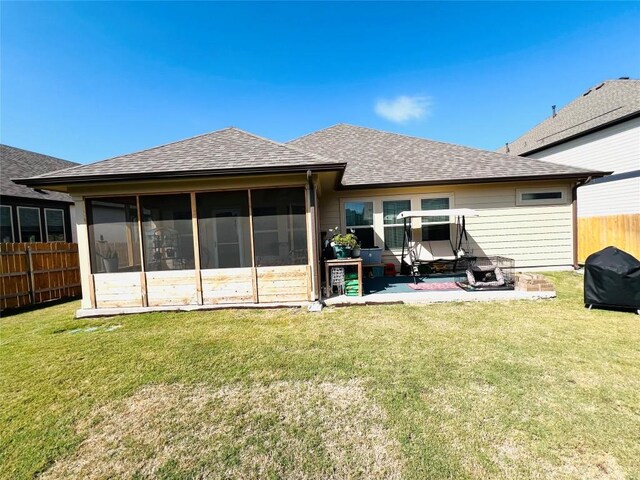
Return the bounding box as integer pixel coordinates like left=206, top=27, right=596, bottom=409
left=578, top=214, right=640, bottom=263
left=0, top=242, right=81, bottom=311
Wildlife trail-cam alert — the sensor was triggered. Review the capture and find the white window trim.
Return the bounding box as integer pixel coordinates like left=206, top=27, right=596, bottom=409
left=343, top=199, right=374, bottom=231
left=340, top=193, right=456, bottom=253
left=1, top=205, right=14, bottom=242
left=382, top=199, right=412, bottom=252
left=340, top=197, right=381, bottom=251
left=420, top=193, right=455, bottom=225
left=419, top=194, right=455, bottom=242
left=44, top=208, right=66, bottom=242
left=17, top=206, right=42, bottom=243
left=516, top=187, right=568, bottom=206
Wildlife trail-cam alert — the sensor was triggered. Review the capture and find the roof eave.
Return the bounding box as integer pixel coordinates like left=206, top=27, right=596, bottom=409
left=0, top=193, right=75, bottom=204
left=337, top=171, right=611, bottom=190
left=515, top=110, right=640, bottom=157
left=14, top=163, right=348, bottom=188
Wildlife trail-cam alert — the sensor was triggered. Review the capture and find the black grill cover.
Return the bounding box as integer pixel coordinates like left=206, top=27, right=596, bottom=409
left=584, top=246, right=640, bottom=309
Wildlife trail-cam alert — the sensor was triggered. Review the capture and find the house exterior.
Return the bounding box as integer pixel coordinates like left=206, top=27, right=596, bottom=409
left=499, top=78, right=640, bottom=261
left=17, top=125, right=606, bottom=314
left=1, top=145, right=79, bottom=243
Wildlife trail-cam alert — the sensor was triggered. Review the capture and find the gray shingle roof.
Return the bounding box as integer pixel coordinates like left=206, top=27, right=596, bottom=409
left=23, top=127, right=343, bottom=185
left=1, top=145, right=79, bottom=202
left=499, top=79, right=640, bottom=156
left=288, top=124, right=602, bottom=187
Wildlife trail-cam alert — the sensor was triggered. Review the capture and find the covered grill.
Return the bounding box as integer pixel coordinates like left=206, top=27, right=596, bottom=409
left=584, top=246, right=640, bottom=313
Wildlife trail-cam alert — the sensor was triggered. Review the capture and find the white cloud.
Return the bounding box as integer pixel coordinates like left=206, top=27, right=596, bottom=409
left=374, top=95, right=432, bottom=123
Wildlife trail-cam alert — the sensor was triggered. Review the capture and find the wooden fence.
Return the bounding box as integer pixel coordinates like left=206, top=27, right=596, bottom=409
left=0, top=242, right=81, bottom=311
left=578, top=214, right=640, bottom=263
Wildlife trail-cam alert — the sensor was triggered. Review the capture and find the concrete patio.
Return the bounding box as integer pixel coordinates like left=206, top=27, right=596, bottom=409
left=323, top=274, right=556, bottom=306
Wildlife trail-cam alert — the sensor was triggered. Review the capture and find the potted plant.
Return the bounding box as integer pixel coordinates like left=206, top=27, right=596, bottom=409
left=101, top=247, right=119, bottom=273
left=348, top=229, right=361, bottom=258
left=331, top=233, right=358, bottom=259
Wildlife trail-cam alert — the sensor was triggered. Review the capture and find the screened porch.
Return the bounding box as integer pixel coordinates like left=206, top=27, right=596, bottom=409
left=81, top=184, right=319, bottom=310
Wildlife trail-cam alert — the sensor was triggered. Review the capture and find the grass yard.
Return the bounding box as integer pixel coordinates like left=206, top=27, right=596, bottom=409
left=1, top=272, right=639, bottom=479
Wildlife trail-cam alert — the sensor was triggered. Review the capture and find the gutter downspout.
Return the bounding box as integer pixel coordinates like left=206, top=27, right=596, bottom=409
left=572, top=176, right=592, bottom=269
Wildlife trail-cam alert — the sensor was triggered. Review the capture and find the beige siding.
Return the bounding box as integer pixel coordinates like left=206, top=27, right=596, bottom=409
left=319, top=181, right=575, bottom=269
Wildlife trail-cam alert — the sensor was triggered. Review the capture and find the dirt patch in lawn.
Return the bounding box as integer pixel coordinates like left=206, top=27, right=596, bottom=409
left=42, top=380, right=402, bottom=479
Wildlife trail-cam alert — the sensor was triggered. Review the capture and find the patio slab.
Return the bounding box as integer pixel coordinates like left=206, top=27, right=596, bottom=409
left=323, top=288, right=556, bottom=306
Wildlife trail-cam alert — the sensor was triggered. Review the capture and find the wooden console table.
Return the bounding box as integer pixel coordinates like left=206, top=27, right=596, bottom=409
left=324, top=258, right=363, bottom=297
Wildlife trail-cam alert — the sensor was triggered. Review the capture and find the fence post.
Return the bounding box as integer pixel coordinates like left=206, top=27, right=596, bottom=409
left=26, top=246, right=36, bottom=305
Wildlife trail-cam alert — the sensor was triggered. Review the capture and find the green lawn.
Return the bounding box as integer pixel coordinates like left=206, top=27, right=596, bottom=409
left=1, top=272, right=639, bottom=479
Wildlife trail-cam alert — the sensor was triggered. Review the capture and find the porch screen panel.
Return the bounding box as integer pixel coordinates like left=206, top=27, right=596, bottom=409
left=383, top=200, right=410, bottom=250
left=87, top=197, right=141, bottom=273
left=344, top=201, right=375, bottom=248
left=140, top=194, right=195, bottom=271
left=17, top=207, right=41, bottom=242
left=196, top=191, right=251, bottom=269
left=421, top=198, right=450, bottom=241
left=251, top=188, right=307, bottom=266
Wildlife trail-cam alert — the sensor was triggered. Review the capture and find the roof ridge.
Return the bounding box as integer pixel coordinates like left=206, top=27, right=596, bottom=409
left=501, top=78, right=640, bottom=153
left=231, top=127, right=343, bottom=165
left=286, top=123, right=348, bottom=144
left=301, top=123, right=522, bottom=159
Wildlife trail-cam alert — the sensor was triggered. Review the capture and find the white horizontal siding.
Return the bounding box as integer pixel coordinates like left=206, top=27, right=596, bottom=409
left=319, top=182, right=574, bottom=269
left=528, top=116, right=640, bottom=174
left=528, top=117, right=640, bottom=218
left=577, top=177, right=640, bottom=217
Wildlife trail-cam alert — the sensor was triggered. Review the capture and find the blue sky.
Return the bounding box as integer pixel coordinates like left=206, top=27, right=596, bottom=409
left=2, top=1, right=639, bottom=164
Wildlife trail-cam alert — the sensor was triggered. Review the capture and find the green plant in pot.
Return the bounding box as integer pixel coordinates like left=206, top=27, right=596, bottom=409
left=331, top=233, right=358, bottom=259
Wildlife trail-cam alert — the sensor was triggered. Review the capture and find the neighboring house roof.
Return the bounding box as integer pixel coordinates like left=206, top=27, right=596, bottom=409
left=17, top=127, right=345, bottom=187
left=288, top=124, right=603, bottom=188
left=498, top=79, right=640, bottom=156
left=1, top=144, right=79, bottom=203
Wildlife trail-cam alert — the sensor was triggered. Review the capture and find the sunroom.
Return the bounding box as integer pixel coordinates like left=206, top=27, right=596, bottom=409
left=16, top=128, right=346, bottom=315
left=84, top=184, right=317, bottom=309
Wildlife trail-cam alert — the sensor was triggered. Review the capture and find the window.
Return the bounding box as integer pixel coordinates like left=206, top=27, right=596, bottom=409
left=0, top=206, right=13, bottom=242
left=383, top=200, right=410, bottom=250
left=517, top=188, right=566, bottom=206
left=44, top=209, right=66, bottom=242
left=17, top=207, right=41, bottom=242
left=141, top=194, right=195, bottom=271
left=87, top=197, right=141, bottom=273
left=522, top=192, right=562, bottom=201
left=197, top=191, right=252, bottom=269
left=421, top=197, right=451, bottom=241
left=344, top=201, right=375, bottom=248
left=251, top=188, right=307, bottom=266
